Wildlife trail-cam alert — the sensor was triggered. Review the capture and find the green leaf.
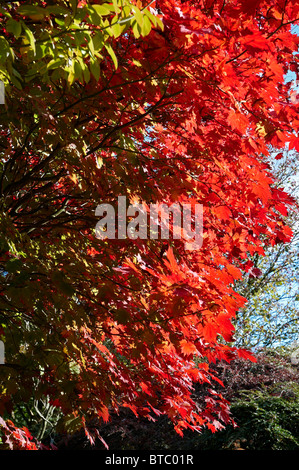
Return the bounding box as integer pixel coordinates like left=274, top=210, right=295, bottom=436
left=92, top=31, right=104, bottom=52
left=74, top=60, right=83, bottom=81
left=90, top=59, right=101, bottom=81
left=121, top=4, right=132, bottom=19
left=110, top=21, right=122, bottom=38
left=112, top=0, right=121, bottom=14
left=105, top=43, right=118, bottom=69
left=144, top=8, right=157, bottom=27
left=74, top=31, right=86, bottom=46
left=22, top=24, right=36, bottom=55
left=47, top=5, right=69, bottom=16
left=11, top=75, right=23, bottom=90
left=46, top=58, right=65, bottom=71
left=91, top=4, right=113, bottom=16
left=83, top=66, right=90, bottom=83
left=143, top=8, right=163, bottom=31
left=6, top=19, right=22, bottom=39
left=0, top=6, right=11, bottom=18
left=17, top=5, right=47, bottom=19
left=55, top=17, right=66, bottom=26
left=87, top=33, right=95, bottom=56
left=132, top=6, right=143, bottom=28
left=132, top=20, right=141, bottom=39
left=141, top=15, right=152, bottom=37
left=12, top=67, right=22, bottom=80
left=102, top=18, right=112, bottom=36
left=155, top=15, right=164, bottom=31
left=69, top=0, right=78, bottom=15
left=0, top=37, right=12, bottom=63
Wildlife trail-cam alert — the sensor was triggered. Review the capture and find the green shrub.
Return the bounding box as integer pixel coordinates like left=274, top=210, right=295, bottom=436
left=193, top=383, right=299, bottom=450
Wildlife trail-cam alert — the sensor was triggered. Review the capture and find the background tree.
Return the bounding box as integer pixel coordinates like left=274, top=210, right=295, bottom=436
left=233, top=148, right=299, bottom=350
left=0, top=0, right=299, bottom=449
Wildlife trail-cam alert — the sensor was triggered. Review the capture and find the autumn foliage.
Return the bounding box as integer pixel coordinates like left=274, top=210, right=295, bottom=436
left=0, top=0, right=298, bottom=449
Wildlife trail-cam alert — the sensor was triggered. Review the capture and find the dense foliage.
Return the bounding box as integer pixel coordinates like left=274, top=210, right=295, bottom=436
left=55, top=352, right=299, bottom=450
left=0, top=0, right=298, bottom=448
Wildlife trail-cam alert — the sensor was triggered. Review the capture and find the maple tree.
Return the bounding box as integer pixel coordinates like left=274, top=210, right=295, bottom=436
left=0, top=0, right=299, bottom=449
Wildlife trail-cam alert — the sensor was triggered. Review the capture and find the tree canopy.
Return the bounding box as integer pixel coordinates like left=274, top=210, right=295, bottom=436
left=0, top=0, right=298, bottom=449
